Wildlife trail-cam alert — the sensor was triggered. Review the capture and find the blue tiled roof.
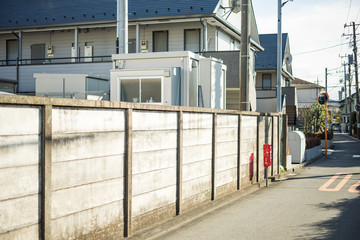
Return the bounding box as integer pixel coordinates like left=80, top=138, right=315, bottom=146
left=0, top=0, right=219, bottom=30
left=255, top=33, right=288, bottom=70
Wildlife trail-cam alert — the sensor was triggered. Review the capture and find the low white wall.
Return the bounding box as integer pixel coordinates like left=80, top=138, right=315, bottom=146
left=51, top=108, right=126, bottom=239
left=0, top=95, right=282, bottom=239
left=305, top=145, right=322, bottom=161
left=240, top=116, right=258, bottom=185
left=182, top=113, right=213, bottom=210
left=215, top=114, right=238, bottom=197
left=0, top=105, right=41, bottom=239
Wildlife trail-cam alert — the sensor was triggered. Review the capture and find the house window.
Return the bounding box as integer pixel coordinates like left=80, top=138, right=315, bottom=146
left=6, top=39, right=18, bottom=65
left=262, top=74, right=271, bottom=90
left=119, top=77, right=162, bottom=103
left=153, top=31, right=168, bottom=52
left=184, top=29, right=200, bottom=52
left=128, top=38, right=136, bottom=53
left=31, top=44, right=45, bottom=64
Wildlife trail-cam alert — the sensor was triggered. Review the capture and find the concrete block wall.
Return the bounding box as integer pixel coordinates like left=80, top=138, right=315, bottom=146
left=0, top=95, right=283, bottom=239
left=51, top=107, right=126, bottom=239
left=240, top=115, right=258, bottom=187
left=0, top=105, right=41, bottom=239
left=131, top=111, right=178, bottom=232
left=215, top=114, right=239, bottom=198
left=182, top=113, right=213, bottom=211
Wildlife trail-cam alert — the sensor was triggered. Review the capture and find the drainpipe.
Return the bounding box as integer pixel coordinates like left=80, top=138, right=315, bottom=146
left=116, top=0, right=128, bottom=54
left=136, top=23, right=140, bottom=53
left=74, top=28, right=78, bottom=61
left=12, top=31, right=20, bottom=93
left=200, top=19, right=208, bottom=52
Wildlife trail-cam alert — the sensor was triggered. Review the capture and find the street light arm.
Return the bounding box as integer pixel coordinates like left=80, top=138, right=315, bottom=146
left=282, top=0, right=293, bottom=7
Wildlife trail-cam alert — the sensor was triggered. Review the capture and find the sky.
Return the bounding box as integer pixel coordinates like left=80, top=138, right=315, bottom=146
left=252, top=0, right=360, bottom=101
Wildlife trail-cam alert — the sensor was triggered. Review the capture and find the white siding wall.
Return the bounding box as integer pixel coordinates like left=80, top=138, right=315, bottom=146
left=128, top=22, right=203, bottom=52
left=0, top=22, right=241, bottom=61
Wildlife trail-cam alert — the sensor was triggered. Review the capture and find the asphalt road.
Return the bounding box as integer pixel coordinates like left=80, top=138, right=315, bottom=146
left=155, top=133, right=360, bottom=240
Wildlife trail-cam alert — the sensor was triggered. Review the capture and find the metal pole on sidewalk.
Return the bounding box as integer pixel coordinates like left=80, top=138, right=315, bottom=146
left=325, top=102, right=328, bottom=157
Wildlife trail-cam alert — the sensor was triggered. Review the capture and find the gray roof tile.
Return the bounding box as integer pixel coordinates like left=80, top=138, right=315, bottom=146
left=255, top=33, right=288, bottom=70
left=0, top=0, right=219, bottom=29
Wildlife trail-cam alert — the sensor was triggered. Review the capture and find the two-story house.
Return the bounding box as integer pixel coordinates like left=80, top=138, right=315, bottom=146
left=255, top=33, right=297, bottom=124
left=0, top=0, right=263, bottom=110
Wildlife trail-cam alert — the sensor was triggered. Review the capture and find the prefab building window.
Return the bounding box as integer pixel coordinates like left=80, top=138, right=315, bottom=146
left=153, top=31, right=168, bottom=52
left=184, top=29, right=200, bottom=52
left=262, top=74, right=272, bottom=90
left=119, top=77, right=162, bottom=103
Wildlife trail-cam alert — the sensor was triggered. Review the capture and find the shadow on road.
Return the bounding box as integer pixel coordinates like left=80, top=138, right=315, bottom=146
left=295, top=195, right=360, bottom=240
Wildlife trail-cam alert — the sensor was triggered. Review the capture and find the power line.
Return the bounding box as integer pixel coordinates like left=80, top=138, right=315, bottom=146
left=293, top=41, right=359, bottom=56
left=346, top=0, right=353, bottom=24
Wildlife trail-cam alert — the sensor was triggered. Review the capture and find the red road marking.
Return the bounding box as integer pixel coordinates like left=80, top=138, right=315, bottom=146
left=348, top=181, right=360, bottom=193
left=319, top=173, right=352, bottom=192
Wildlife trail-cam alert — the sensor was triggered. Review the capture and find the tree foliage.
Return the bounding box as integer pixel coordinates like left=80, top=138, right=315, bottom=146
left=298, top=102, right=329, bottom=132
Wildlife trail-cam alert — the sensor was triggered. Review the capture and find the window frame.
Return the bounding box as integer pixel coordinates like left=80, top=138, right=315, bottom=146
left=118, top=76, right=164, bottom=104
left=6, top=39, right=18, bottom=65
left=184, top=29, right=201, bottom=53
left=262, top=74, right=272, bottom=90
left=152, top=31, right=169, bottom=52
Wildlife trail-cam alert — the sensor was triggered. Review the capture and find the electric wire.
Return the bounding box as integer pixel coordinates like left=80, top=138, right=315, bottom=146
left=293, top=40, right=360, bottom=56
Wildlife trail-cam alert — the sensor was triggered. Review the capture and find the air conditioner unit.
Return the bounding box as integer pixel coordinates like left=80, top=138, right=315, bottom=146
left=84, top=46, right=93, bottom=62
left=71, top=47, right=77, bottom=62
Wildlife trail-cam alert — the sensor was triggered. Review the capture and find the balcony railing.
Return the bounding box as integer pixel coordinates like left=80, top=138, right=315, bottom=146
left=0, top=56, right=112, bottom=66
left=256, top=87, right=277, bottom=99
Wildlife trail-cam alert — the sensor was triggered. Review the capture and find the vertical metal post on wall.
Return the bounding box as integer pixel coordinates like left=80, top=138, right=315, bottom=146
left=211, top=113, right=217, bottom=200
left=176, top=111, right=183, bottom=215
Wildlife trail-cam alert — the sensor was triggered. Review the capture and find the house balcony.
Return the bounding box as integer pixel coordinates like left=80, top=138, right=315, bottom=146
left=256, top=87, right=277, bottom=99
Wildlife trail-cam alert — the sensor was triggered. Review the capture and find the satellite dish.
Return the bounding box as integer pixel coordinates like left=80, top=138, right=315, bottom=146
left=229, top=0, right=241, bottom=13
left=284, top=53, right=293, bottom=64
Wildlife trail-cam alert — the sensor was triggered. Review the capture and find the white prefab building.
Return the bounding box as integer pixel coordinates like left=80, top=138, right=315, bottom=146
left=111, top=51, right=226, bottom=109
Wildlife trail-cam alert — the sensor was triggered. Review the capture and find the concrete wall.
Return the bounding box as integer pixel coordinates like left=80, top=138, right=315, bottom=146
left=0, top=105, right=41, bottom=239
left=0, top=95, right=282, bottom=239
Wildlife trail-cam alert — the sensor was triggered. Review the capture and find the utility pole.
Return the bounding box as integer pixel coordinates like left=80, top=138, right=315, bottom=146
left=348, top=60, right=353, bottom=135
left=240, top=0, right=250, bottom=111
left=325, top=68, right=328, bottom=93
left=116, top=0, right=128, bottom=54
left=344, top=63, right=348, bottom=126
left=276, top=0, right=282, bottom=113
left=344, top=22, right=360, bottom=138
left=277, top=0, right=293, bottom=113
left=352, top=22, right=360, bottom=138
